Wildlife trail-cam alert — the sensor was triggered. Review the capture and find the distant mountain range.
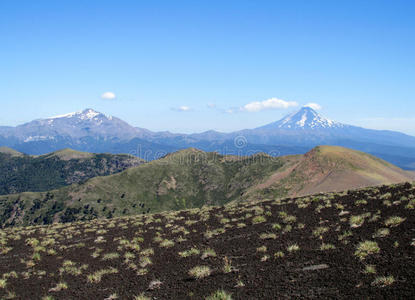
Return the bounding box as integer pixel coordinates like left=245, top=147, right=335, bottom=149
left=1, top=146, right=413, bottom=227
left=1, top=107, right=415, bottom=169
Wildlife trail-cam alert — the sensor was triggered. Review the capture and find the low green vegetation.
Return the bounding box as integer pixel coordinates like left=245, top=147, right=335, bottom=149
left=371, top=276, right=395, bottom=287
left=205, top=290, right=233, bottom=300
left=189, top=266, right=212, bottom=279
left=0, top=149, right=284, bottom=227
left=355, top=241, right=380, bottom=260
left=384, top=216, right=406, bottom=227
left=0, top=149, right=143, bottom=195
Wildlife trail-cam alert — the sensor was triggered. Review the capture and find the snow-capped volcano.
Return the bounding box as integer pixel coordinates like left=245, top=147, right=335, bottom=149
left=1, top=107, right=415, bottom=169
left=1, top=108, right=139, bottom=142
left=47, top=108, right=112, bottom=122
left=260, top=106, right=345, bottom=130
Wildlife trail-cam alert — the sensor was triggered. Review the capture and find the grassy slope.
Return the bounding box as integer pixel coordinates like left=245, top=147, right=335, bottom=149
left=0, top=146, right=24, bottom=157
left=247, top=145, right=415, bottom=199
left=0, top=182, right=414, bottom=299
left=43, top=148, right=94, bottom=160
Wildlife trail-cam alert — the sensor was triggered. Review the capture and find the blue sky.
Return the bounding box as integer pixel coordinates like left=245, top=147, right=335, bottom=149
left=1, top=0, right=414, bottom=134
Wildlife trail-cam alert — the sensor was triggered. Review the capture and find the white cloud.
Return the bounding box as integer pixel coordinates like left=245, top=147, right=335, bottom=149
left=241, top=98, right=298, bottom=112
left=101, top=92, right=116, bottom=100
left=172, top=106, right=191, bottom=112
left=304, top=103, right=322, bottom=110
left=207, top=103, right=216, bottom=109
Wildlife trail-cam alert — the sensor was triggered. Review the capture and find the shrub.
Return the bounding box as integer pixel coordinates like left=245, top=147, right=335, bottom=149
left=355, top=199, right=367, bottom=206
left=338, top=230, right=353, bottom=241
left=179, top=247, right=200, bottom=258
left=49, top=282, right=68, bottom=292
left=189, top=266, right=211, bottom=279
left=405, top=199, right=415, bottom=209
left=320, top=243, right=336, bottom=250
left=373, top=228, right=390, bottom=238
left=102, top=253, right=120, bottom=260
left=282, top=225, right=292, bottom=233
left=137, top=268, right=148, bottom=276
left=134, top=293, right=150, bottom=300
left=312, top=226, right=329, bottom=237
left=364, top=265, right=376, bottom=274
left=140, top=248, right=154, bottom=256
left=260, top=233, right=277, bottom=240
left=139, top=256, right=152, bottom=268
left=205, top=290, right=233, bottom=300
left=274, top=251, right=285, bottom=258
left=252, top=216, right=266, bottom=224
left=272, top=223, right=281, bottom=230
left=87, top=268, right=118, bottom=284
left=256, top=246, right=267, bottom=253
left=287, top=244, right=300, bottom=252
left=371, top=276, right=395, bottom=287
left=201, top=248, right=217, bottom=260
left=385, top=216, right=405, bottom=227
left=349, top=215, right=365, bottom=228
left=160, top=239, right=175, bottom=248
left=0, top=278, right=6, bottom=289
left=281, top=215, right=296, bottom=224
left=223, top=257, right=233, bottom=273
left=220, top=218, right=230, bottom=224
left=355, top=241, right=380, bottom=260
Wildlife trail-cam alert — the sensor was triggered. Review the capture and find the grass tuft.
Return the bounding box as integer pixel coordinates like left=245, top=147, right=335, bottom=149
left=385, top=216, right=406, bottom=227
left=189, top=266, right=211, bottom=279
left=371, top=276, right=395, bottom=287
left=355, top=241, right=380, bottom=260
left=205, top=289, right=233, bottom=300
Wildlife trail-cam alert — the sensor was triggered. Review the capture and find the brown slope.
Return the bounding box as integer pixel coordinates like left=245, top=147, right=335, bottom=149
left=246, top=145, right=414, bottom=199
left=0, top=146, right=24, bottom=157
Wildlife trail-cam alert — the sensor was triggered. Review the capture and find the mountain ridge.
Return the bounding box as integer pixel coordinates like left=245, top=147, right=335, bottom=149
left=1, top=107, right=415, bottom=169
left=0, top=145, right=413, bottom=227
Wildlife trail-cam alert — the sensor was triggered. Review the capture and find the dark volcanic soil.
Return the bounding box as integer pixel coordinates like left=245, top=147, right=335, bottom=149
left=0, top=182, right=414, bottom=299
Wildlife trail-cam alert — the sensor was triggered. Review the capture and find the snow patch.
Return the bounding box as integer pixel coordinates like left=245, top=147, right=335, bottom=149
left=48, top=111, right=80, bottom=119
left=296, top=111, right=307, bottom=127
left=24, top=136, right=55, bottom=142
left=275, top=107, right=344, bottom=129
left=46, top=109, right=111, bottom=122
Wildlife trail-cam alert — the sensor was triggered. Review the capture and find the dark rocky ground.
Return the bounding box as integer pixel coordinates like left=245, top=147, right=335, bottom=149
left=0, top=182, right=414, bottom=299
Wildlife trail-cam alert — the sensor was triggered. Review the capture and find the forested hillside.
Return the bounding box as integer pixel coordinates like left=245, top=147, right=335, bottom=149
left=0, top=148, right=144, bottom=195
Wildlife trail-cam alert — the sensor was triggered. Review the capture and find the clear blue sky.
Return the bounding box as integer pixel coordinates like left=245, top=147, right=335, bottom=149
left=1, top=0, right=414, bottom=135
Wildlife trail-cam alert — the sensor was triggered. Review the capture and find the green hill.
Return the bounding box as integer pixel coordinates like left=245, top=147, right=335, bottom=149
left=0, top=149, right=285, bottom=226
left=43, top=148, right=94, bottom=160
left=0, top=148, right=144, bottom=195
left=0, top=146, right=413, bottom=227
